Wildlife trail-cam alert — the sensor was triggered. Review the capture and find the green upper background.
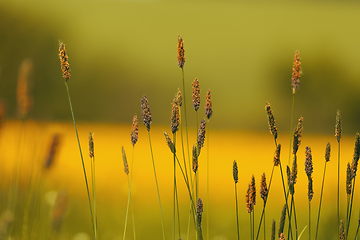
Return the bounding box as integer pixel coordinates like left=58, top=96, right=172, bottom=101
left=1, top=0, right=360, bottom=134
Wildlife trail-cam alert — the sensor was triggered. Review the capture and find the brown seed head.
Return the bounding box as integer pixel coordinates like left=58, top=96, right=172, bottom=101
left=205, top=89, right=212, bottom=120
left=339, top=219, right=345, bottom=240
left=176, top=88, right=182, bottom=107
left=192, top=145, right=198, bottom=173
left=171, top=101, right=180, bottom=134
left=278, top=204, right=286, bottom=236
left=52, top=190, right=68, bottom=232
left=164, top=132, right=176, bottom=154
left=122, top=147, right=129, bottom=175
left=351, top=133, right=360, bottom=179
left=346, top=162, right=352, bottom=196
left=177, top=35, right=185, bottom=69
left=335, top=110, right=342, bottom=143
left=131, top=114, right=139, bottom=146
left=308, top=176, right=314, bottom=202
left=291, top=51, right=301, bottom=94
left=265, top=102, right=278, bottom=140
left=287, top=165, right=294, bottom=195
left=274, top=144, right=281, bottom=167
left=44, top=133, right=62, bottom=170
left=246, top=184, right=252, bottom=213
left=197, top=119, right=206, bottom=154
left=325, top=142, right=331, bottom=162
left=271, top=219, right=276, bottom=240
left=260, top=173, right=268, bottom=203
left=233, top=160, right=238, bottom=184
left=305, top=146, right=313, bottom=178
left=89, top=132, right=94, bottom=158
left=291, top=155, right=298, bottom=184
left=197, top=198, right=203, bottom=225
left=141, top=96, right=152, bottom=132
left=292, top=117, right=303, bottom=155
left=279, top=233, right=286, bottom=240
left=250, top=175, right=256, bottom=207
left=17, top=58, right=33, bottom=119
left=59, top=42, right=71, bottom=81
left=192, top=78, right=200, bottom=111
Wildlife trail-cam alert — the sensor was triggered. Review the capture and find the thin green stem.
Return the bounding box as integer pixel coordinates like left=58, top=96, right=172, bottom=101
left=173, top=133, right=177, bottom=240
left=347, top=195, right=350, bottom=231
left=92, top=155, right=98, bottom=240
left=253, top=208, right=255, bottom=240
left=315, top=162, right=327, bottom=240
left=235, top=183, right=240, bottom=240
left=206, top=120, right=210, bottom=240
left=292, top=195, right=298, bottom=240
left=347, top=176, right=357, bottom=238
left=279, top=162, right=293, bottom=240
left=181, top=69, right=191, bottom=184
left=65, top=82, right=95, bottom=236
left=148, top=131, right=166, bottom=240
left=250, top=213, right=253, bottom=240
left=287, top=196, right=293, bottom=240
left=309, top=201, right=311, bottom=240
left=263, top=209, right=265, bottom=240
left=175, top=180, right=181, bottom=239
left=354, top=211, right=360, bottom=240
left=337, top=141, right=341, bottom=238
left=288, top=94, right=295, bottom=166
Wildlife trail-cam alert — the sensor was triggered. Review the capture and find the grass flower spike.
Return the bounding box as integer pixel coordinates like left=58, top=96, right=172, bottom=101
left=131, top=114, right=138, bottom=146
left=197, top=119, right=206, bottom=153
left=164, top=132, right=176, bottom=154
left=291, top=51, right=301, bottom=94
left=177, top=35, right=185, bottom=69
left=233, top=160, right=238, bottom=184
left=292, top=117, right=303, bottom=155
left=205, top=89, right=212, bottom=120
left=274, top=144, right=281, bottom=166
left=265, top=102, right=278, bottom=141
left=171, top=100, right=180, bottom=134
left=59, top=42, right=71, bottom=81
left=122, top=147, right=129, bottom=175
left=141, top=96, right=152, bottom=132
left=192, top=78, right=200, bottom=111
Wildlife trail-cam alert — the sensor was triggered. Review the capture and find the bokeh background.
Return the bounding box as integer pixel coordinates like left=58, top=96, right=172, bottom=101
left=0, top=0, right=360, bottom=239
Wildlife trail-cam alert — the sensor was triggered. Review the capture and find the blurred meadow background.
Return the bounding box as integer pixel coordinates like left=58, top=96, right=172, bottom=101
left=0, top=0, right=360, bottom=239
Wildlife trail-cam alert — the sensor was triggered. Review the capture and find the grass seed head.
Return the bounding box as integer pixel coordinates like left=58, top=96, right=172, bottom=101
left=250, top=175, right=256, bottom=207
left=291, top=51, right=301, bottom=94
left=17, top=58, right=33, bottom=120
left=274, top=144, right=281, bottom=167
left=279, top=233, right=286, bottom=240
left=339, top=220, right=345, bottom=240
left=325, top=142, right=331, bottom=162
left=233, top=160, right=238, bottom=184
left=58, top=42, right=71, bottom=81
left=260, top=172, right=268, bottom=203
left=176, top=88, right=182, bottom=107
left=177, top=35, right=185, bottom=69
left=351, top=133, right=360, bottom=179
left=192, top=78, right=200, bottom=111
left=131, top=114, right=139, bottom=146
left=246, top=184, right=252, bottom=213
left=122, top=147, right=129, bottom=175
left=305, top=146, right=313, bottom=178
left=44, top=133, right=62, bottom=170
left=308, top=176, right=314, bottom=202
left=192, top=145, right=198, bottom=173
left=278, top=204, right=286, bottom=236
left=346, top=162, right=352, bottom=196
left=171, top=101, right=180, bottom=134
left=335, top=110, right=342, bottom=142
left=292, top=117, right=303, bottom=155
left=291, top=155, right=298, bottom=184
left=197, top=198, right=203, bottom=225
left=271, top=219, right=276, bottom=240
left=265, top=102, right=278, bottom=140
left=197, top=119, right=206, bottom=154
left=164, top=132, right=176, bottom=154
left=141, top=96, right=152, bottom=132
left=205, top=89, right=212, bottom=120
left=88, top=132, right=94, bottom=158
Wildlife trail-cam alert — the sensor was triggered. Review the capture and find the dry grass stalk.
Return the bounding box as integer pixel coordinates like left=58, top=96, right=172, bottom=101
left=265, top=102, right=278, bottom=140
left=197, top=119, right=206, bottom=153
left=335, top=110, right=342, bottom=142
left=233, top=160, right=238, bottom=184
left=260, top=173, right=268, bottom=203
left=44, top=133, right=62, bottom=170
left=131, top=114, right=138, bottom=146
left=122, top=147, right=129, bottom=175
left=177, top=35, right=185, bottom=69
left=205, top=89, right=212, bottom=120
left=274, top=144, right=281, bottom=167
left=164, top=132, right=176, bottom=154
left=192, top=78, right=200, bottom=111
left=325, top=142, right=331, bottom=162
left=278, top=204, right=286, bottom=236
left=351, top=133, right=360, bottom=179
left=339, top=220, right=345, bottom=240
left=292, top=117, right=303, bottom=155
left=17, top=58, right=33, bottom=119
left=171, top=100, right=180, bottom=134
left=192, top=145, right=198, bottom=173
left=346, top=163, right=352, bottom=196
left=89, top=132, right=94, bottom=158
left=141, top=96, right=152, bottom=132
left=291, top=51, right=301, bottom=94
left=59, top=42, right=71, bottom=81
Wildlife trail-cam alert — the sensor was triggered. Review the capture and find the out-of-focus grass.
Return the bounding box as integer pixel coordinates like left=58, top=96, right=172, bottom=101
left=1, top=120, right=358, bottom=239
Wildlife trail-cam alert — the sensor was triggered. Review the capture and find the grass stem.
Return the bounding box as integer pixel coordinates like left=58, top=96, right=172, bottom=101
left=235, top=183, right=240, bottom=240
left=315, top=161, right=327, bottom=240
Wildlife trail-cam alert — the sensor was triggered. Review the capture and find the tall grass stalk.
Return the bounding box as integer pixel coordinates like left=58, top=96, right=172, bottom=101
left=279, top=162, right=293, bottom=240
left=65, top=82, right=95, bottom=237
left=89, top=135, right=98, bottom=240
left=347, top=177, right=357, bottom=238
left=354, top=211, right=360, bottom=240
left=147, top=131, right=166, bottom=240
left=206, top=120, right=210, bottom=240
left=292, top=195, right=298, bottom=240
left=335, top=110, right=342, bottom=237
left=288, top=94, right=295, bottom=166
left=309, top=201, right=311, bottom=240
left=315, top=161, right=328, bottom=240
left=235, top=183, right=240, bottom=240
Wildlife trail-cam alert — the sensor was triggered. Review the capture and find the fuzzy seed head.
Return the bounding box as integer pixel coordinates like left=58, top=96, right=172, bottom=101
left=351, top=133, right=360, bottom=179
left=308, top=177, right=314, bottom=202
left=246, top=184, right=252, bottom=213
left=305, top=146, right=313, bottom=178
left=197, top=119, right=206, bottom=153
left=274, top=144, right=281, bottom=167
left=291, top=155, right=298, bottom=184
left=122, top=147, right=129, bottom=175
left=192, top=78, right=200, bottom=111
left=197, top=198, right=203, bottom=225
left=59, top=42, right=71, bottom=81
left=325, top=142, right=331, bottom=162
left=171, top=101, right=180, bottom=134
left=44, top=133, right=62, bottom=170
left=260, top=173, right=268, bottom=203
left=176, top=88, right=182, bottom=107
left=278, top=204, right=286, bottom=236
left=250, top=175, right=256, bottom=207
left=141, top=96, right=152, bottom=131
left=292, top=117, right=303, bottom=155
left=131, top=114, right=139, bottom=146
left=335, top=110, right=342, bottom=143
left=89, top=132, right=94, bottom=158
left=192, top=145, right=198, bottom=173
left=271, top=219, right=276, bottom=240
left=205, top=89, right=212, bottom=120
left=164, top=132, right=176, bottom=154
left=291, top=51, right=301, bottom=94
left=233, top=160, right=238, bottom=184
left=279, top=233, right=286, bottom=240
left=346, top=163, right=352, bottom=196
left=177, top=35, right=185, bottom=69
left=339, top=220, right=346, bottom=240
left=265, top=102, right=278, bottom=140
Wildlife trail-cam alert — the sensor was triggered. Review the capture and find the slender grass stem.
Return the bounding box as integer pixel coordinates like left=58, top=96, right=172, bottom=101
left=292, top=195, right=298, bottom=240
left=147, top=131, right=166, bottom=240
left=250, top=212, right=253, bottom=240
left=288, top=94, right=295, bottom=166
left=337, top=141, right=341, bottom=237
left=263, top=209, right=265, bottom=240
left=91, top=155, right=98, bottom=240
left=347, top=195, right=350, bottom=230
left=315, top=162, right=327, bottom=240
left=309, top=201, right=311, bottom=240
left=181, top=69, right=191, bottom=181
left=65, top=82, right=95, bottom=236
left=206, top=120, right=210, bottom=240
left=347, top=177, right=357, bottom=238
left=173, top=133, right=177, bottom=240
left=235, top=183, right=240, bottom=240
left=354, top=211, right=360, bottom=240
left=279, top=162, right=293, bottom=240
left=253, top=209, right=255, bottom=240
left=287, top=196, right=293, bottom=240
left=175, top=180, right=181, bottom=239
